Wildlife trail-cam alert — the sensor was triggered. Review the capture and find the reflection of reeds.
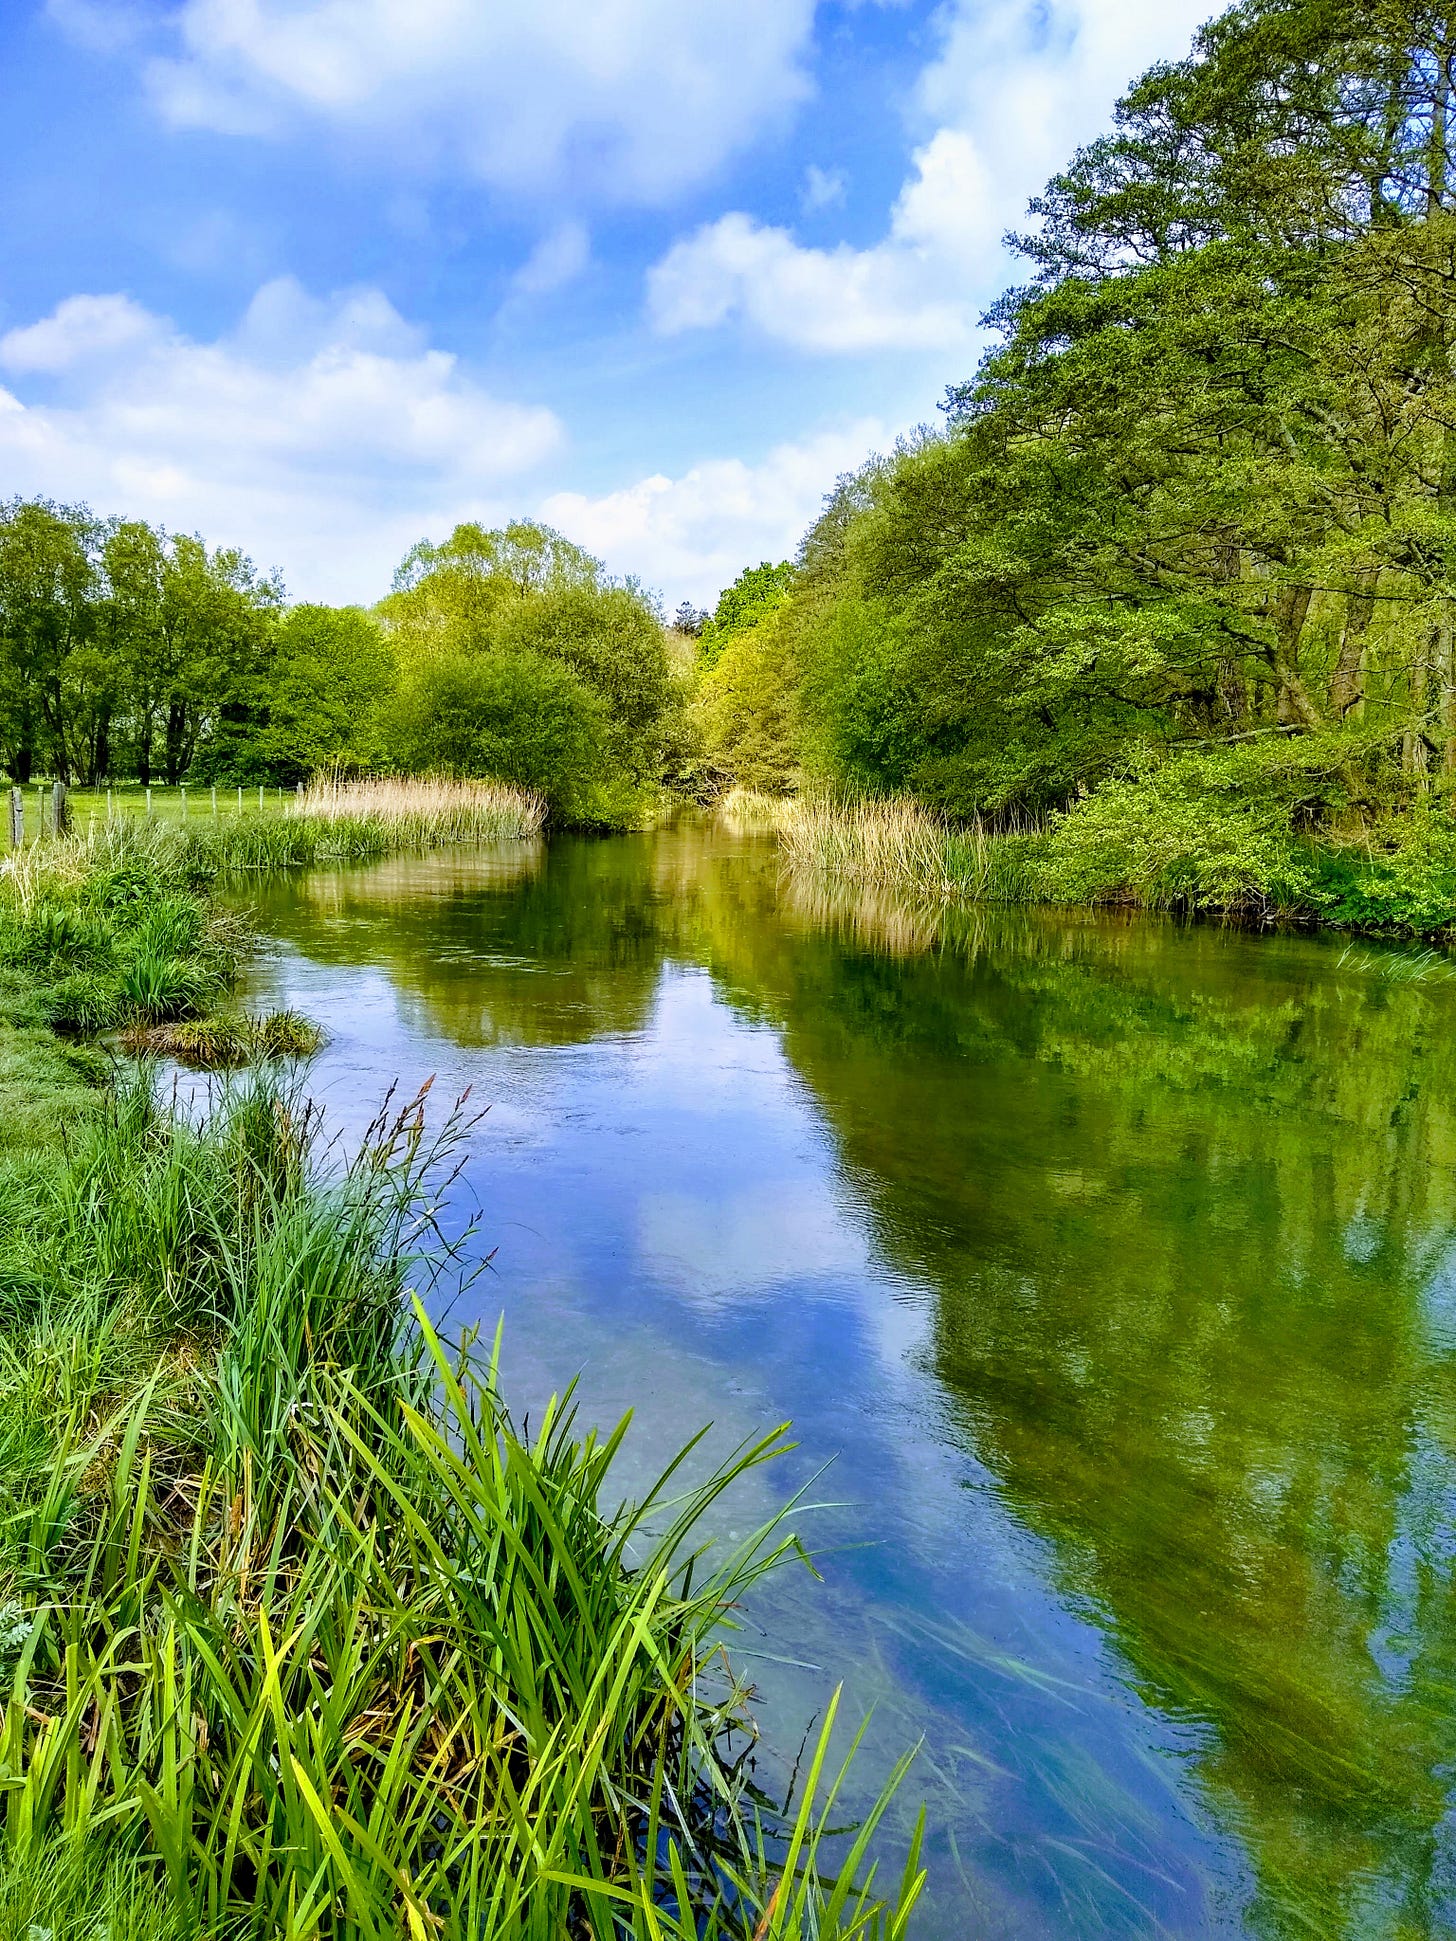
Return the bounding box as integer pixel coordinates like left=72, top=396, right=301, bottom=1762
left=783, top=872, right=949, bottom=957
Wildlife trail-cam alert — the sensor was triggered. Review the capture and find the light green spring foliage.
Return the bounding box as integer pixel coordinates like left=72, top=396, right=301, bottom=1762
left=382, top=520, right=670, bottom=827
left=694, top=562, right=800, bottom=793
left=702, top=0, right=1456, bottom=927
left=0, top=502, right=283, bottom=788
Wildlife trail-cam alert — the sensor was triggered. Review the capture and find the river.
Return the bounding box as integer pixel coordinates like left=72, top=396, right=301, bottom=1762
left=235, top=822, right=1456, bottom=1939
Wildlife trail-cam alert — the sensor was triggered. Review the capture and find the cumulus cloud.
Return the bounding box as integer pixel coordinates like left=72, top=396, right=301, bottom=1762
left=0, top=279, right=561, bottom=600
left=0, top=294, right=160, bottom=374
left=540, top=420, right=890, bottom=606
left=646, top=0, right=1214, bottom=352
left=118, top=0, right=818, bottom=202
left=649, top=130, right=991, bottom=352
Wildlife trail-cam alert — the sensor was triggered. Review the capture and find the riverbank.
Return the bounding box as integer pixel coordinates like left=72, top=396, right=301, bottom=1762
left=0, top=802, right=921, bottom=1938
left=724, top=787, right=1456, bottom=938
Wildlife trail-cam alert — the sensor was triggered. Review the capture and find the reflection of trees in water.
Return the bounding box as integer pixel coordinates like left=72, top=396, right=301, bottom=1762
left=681, top=855, right=1456, bottom=1938
left=259, top=829, right=1456, bottom=1935
left=249, top=839, right=665, bottom=1048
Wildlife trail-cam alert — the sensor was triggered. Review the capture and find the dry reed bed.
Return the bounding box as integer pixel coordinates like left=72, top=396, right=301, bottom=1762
left=291, top=774, right=546, bottom=841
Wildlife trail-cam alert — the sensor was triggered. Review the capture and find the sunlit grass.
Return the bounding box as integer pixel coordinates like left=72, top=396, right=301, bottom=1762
left=722, top=790, right=1041, bottom=904
left=0, top=1070, right=924, bottom=1939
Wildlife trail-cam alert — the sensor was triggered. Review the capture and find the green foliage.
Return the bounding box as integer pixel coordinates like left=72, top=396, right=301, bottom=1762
left=384, top=520, right=670, bottom=826
left=698, top=560, right=794, bottom=666
left=0, top=500, right=282, bottom=787
left=389, top=648, right=611, bottom=818
left=195, top=605, right=393, bottom=785
left=699, top=1, right=1456, bottom=931
left=696, top=604, right=801, bottom=793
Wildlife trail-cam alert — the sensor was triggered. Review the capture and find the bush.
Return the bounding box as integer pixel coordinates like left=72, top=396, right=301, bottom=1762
left=390, top=648, right=611, bottom=819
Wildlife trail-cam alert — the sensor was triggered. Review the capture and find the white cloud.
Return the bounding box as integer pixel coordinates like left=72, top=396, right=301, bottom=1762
left=801, top=163, right=847, bottom=213
left=646, top=0, right=1215, bottom=353
left=540, top=419, right=889, bottom=606
left=0, top=294, right=160, bottom=374
left=649, top=129, right=991, bottom=352
left=511, top=222, right=591, bottom=298
left=126, top=0, right=818, bottom=202
left=0, top=280, right=562, bottom=600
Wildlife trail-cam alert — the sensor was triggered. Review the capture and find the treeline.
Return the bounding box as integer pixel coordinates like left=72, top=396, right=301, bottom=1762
left=690, top=0, right=1456, bottom=916
left=0, top=501, right=675, bottom=823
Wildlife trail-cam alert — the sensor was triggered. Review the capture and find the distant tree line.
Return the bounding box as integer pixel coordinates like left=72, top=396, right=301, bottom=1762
left=0, top=500, right=675, bottom=824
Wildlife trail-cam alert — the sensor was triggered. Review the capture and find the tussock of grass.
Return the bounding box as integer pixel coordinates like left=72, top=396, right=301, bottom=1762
left=0, top=1072, right=924, bottom=1939
left=118, top=1008, right=324, bottom=1067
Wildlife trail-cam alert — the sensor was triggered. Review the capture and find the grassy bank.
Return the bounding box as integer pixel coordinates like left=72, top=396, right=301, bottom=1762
left=0, top=1072, right=921, bottom=1938
left=727, top=787, right=1456, bottom=939
left=0, top=793, right=921, bottom=1937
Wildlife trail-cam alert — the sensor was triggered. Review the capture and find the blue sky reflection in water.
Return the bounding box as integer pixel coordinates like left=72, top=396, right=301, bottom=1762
left=234, top=827, right=1456, bottom=1938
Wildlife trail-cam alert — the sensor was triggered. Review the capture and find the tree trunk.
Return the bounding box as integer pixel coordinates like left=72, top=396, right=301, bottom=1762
left=1405, top=644, right=1433, bottom=784
left=1273, top=584, right=1322, bottom=728
left=1331, top=570, right=1377, bottom=718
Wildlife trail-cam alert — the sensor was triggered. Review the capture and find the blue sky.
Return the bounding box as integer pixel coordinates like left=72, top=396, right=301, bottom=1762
left=0, top=0, right=1213, bottom=609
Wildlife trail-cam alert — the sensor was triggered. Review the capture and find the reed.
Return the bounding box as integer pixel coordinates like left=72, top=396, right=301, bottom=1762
left=293, top=773, right=546, bottom=840
left=0, top=1071, right=923, bottom=1938
left=727, top=791, right=1042, bottom=905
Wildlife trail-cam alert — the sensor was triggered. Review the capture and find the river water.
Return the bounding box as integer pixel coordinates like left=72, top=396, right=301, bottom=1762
left=237, top=824, right=1456, bottom=1939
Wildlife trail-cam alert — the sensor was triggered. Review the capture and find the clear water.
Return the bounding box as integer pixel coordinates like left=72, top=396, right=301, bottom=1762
left=236, top=825, right=1456, bottom=1939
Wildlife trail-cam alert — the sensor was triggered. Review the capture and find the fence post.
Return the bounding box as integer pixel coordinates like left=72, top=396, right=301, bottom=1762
left=52, top=780, right=67, bottom=836
left=211, top=786, right=217, bottom=817
left=7, top=788, right=20, bottom=848
left=237, top=786, right=242, bottom=813
left=146, top=786, right=153, bottom=816
left=106, top=787, right=113, bottom=820
left=180, top=784, right=187, bottom=818
left=258, top=784, right=264, bottom=810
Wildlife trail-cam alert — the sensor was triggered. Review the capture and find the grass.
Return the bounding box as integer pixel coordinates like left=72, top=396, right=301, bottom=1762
left=726, top=787, right=1456, bottom=940
left=0, top=1069, right=924, bottom=1940
left=0, top=797, right=924, bottom=1935
left=118, top=1008, right=324, bottom=1066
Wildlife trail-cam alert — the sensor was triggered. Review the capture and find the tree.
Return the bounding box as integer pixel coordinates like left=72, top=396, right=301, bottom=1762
left=383, top=521, right=670, bottom=824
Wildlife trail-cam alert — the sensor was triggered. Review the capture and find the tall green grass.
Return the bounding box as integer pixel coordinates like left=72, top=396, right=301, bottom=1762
left=0, top=1072, right=923, bottom=1938
left=733, top=792, right=1038, bottom=905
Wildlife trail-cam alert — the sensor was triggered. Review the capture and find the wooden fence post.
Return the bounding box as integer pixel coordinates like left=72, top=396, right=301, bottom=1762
left=52, top=780, right=68, bottom=836
left=145, top=786, right=153, bottom=816
left=8, top=788, right=21, bottom=848
left=180, top=784, right=188, bottom=818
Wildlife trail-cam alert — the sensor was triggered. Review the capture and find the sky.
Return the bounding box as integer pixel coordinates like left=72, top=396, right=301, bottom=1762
left=0, top=0, right=1215, bottom=612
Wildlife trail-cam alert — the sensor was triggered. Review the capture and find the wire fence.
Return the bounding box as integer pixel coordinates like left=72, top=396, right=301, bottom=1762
left=4, top=782, right=302, bottom=845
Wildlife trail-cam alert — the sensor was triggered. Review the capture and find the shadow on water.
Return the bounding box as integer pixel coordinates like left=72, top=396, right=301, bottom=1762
left=235, top=826, right=1456, bottom=1940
